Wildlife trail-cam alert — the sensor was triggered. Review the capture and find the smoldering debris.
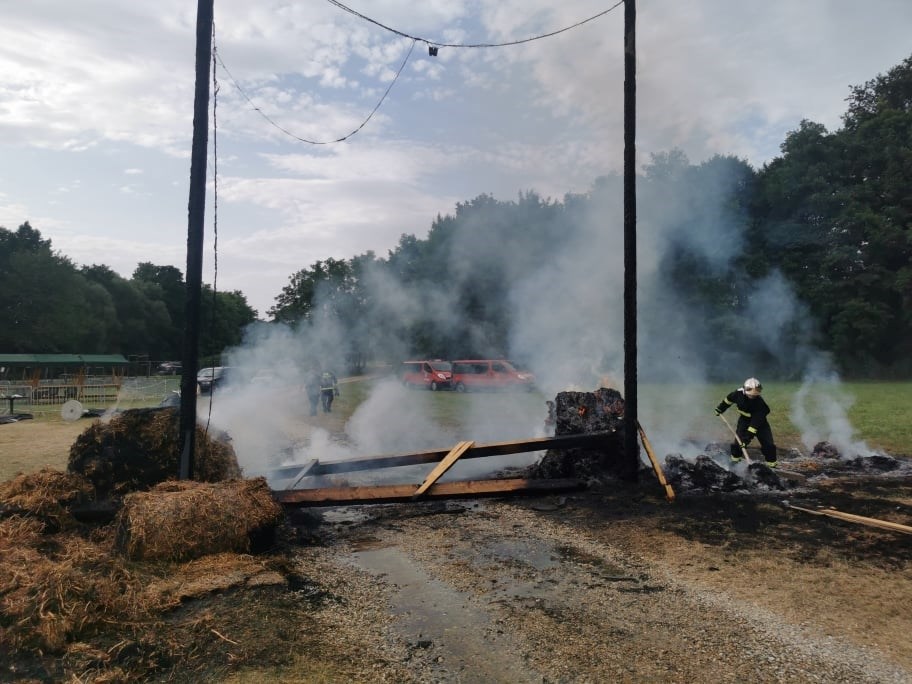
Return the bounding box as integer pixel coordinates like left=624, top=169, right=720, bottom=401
left=529, top=388, right=627, bottom=481
left=663, top=441, right=908, bottom=495
left=810, top=441, right=899, bottom=471
left=67, top=407, right=241, bottom=498
left=812, top=441, right=840, bottom=459
left=662, top=454, right=795, bottom=493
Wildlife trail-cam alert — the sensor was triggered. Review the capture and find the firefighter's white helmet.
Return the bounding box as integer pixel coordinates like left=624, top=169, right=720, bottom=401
left=743, top=377, right=762, bottom=397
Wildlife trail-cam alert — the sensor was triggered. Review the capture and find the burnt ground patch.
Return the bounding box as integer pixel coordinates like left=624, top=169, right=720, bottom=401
left=540, top=469, right=912, bottom=572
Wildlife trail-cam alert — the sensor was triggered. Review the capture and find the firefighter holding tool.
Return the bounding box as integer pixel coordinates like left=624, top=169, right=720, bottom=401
left=714, top=377, right=778, bottom=467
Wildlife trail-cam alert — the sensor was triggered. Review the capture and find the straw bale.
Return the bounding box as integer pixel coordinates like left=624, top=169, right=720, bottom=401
left=531, top=388, right=627, bottom=480
left=0, top=519, right=149, bottom=655
left=68, top=407, right=241, bottom=498
left=114, top=478, right=284, bottom=562
left=0, top=468, right=95, bottom=532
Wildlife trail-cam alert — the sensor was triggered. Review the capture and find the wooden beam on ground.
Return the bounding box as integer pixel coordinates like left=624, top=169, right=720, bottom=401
left=786, top=504, right=912, bottom=535
left=773, top=468, right=807, bottom=484
left=636, top=422, right=675, bottom=503
left=413, top=440, right=475, bottom=499
left=286, top=459, right=319, bottom=491
left=271, top=432, right=615, bottom=477
left=273, top=478, right=587, bottom=507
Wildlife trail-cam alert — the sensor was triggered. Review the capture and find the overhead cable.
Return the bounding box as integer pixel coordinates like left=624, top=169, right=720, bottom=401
left=218, top=2, right=622, bottom=145
left=325, top=0, right=624, bottom=48
left=215, top=38, right=416, bottom=145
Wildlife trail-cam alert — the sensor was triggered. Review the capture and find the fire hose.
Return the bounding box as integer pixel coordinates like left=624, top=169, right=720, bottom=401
left=717, top=412, right=752, bottom=463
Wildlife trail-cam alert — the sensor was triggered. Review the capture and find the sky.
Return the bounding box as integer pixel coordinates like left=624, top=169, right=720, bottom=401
left=2, top=0, right=911, bottom=319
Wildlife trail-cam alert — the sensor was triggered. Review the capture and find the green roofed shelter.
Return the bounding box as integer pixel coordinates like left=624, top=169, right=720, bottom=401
left=0, top=354, right=129, bottom=382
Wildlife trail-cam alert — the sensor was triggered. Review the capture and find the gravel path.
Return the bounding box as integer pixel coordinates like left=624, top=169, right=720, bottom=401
left=294, top=499, right=911, bottom=683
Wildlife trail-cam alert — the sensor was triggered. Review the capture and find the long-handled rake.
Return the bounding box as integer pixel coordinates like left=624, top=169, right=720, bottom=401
left=717, top=412, right=752, bottom=463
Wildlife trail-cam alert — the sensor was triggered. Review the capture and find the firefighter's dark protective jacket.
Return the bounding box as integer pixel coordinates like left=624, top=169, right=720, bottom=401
left=715, top=389, right=771, bottom=435
left=320, top=371, right=338, bottom=394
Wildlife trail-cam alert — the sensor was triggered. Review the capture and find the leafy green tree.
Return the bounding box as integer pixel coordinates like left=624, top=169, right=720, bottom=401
left=0, top=223, right=113, bottom=353
left=756, top=54, right=912, bottom=373
left=199, top=287, right=257, bottom=360
left=81, top=264, right=173, bottom=359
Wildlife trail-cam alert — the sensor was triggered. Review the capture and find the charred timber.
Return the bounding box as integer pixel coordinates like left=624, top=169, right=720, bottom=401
left=272, top=432, right=615, bottom=477
left=273, top=478, right=587, bottom=506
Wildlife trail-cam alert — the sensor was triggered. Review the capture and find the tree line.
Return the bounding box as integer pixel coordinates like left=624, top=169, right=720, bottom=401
left=0, top=224, right=256, bottom=363
left=1, top=55, right=908, bottom=378
left=270, top=55, right=911, bottom=379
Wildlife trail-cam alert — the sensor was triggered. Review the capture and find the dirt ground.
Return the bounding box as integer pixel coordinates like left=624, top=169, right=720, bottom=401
left=2, top=418, right=911, bottom=683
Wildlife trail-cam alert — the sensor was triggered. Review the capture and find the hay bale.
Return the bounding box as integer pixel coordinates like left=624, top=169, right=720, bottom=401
left=530, top=388, right=628, bottom=480
left=68, top=407, right=241, bottom=498
left=0, top=468, right=95, bottom=532
left=114, top=478, right=283, bottom=562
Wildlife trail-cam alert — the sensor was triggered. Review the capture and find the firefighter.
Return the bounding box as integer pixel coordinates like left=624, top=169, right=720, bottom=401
left=714, top=377, right=778, bottom=467
left=303, top=365, right=321, bottom=416
left=320, top=369, right=339, bottom=413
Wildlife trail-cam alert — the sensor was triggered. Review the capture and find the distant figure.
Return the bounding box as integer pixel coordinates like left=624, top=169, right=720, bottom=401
left=303, top=366, right=322, bottom=416
left=714, top=377, right=778, bottom=466
left=320, top=370, right=339, bottom=413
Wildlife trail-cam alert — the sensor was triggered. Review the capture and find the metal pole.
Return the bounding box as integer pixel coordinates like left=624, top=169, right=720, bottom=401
left=622, top=0, right=639, bottom=481
left=179, top=0, right=214, bottom=480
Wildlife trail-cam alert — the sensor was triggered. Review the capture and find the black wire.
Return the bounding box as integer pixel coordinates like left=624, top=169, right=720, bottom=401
left=216, top=38, right=417, bottom=145
left=325, top=0, right=624, bottom=48
left=217, top=2, right=622, bottom=146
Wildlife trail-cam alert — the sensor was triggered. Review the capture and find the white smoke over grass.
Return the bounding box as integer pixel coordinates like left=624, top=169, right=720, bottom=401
left=346, top=378, right=457, bottom=452
left=206, top=155, right=874, bottom=483
left=791, top=357, right=874, bottom=459
left=205, top=316, right=548, bottom=487
left=504, top=159, right=871, bottom=466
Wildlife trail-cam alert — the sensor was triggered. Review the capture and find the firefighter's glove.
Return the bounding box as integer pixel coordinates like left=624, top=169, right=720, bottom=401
left=714, top=408, right=722, bottom=416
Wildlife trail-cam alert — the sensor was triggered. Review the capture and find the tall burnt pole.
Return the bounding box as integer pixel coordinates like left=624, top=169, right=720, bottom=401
left=622, top=0, right=639, bottom=481
left=179, top=0, right=215, bottom=480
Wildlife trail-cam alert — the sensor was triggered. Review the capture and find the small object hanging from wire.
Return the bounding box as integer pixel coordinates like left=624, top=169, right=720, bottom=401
left=428, top=45, right=438, bottom=57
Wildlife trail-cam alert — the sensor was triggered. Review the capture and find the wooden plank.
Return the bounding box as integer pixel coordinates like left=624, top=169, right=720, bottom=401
left=786, top=504, right=912, bottom=535
left=773, top=468, right=807, bottom=484
left=285, top=459, right=320, bottom=491
left=636, top=422, right=675, bottom=503
left=271, top=432, right=615, bottom=477
left=413, top=440, right=475, bottom=499
left=273, top=477, right=587, bottom=506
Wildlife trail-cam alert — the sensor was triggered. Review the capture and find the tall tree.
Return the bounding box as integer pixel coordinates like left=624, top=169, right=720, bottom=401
left=0, top=223, right=112, bottom=353
left=756, top=54, right=912, bottom=372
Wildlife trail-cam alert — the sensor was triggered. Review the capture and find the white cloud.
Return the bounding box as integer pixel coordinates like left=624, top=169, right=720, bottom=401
left=1, top=0, right=910, bottom=316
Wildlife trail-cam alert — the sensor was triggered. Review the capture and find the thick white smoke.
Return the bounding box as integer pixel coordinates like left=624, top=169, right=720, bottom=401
left=200, top=154, right=872, bottom=484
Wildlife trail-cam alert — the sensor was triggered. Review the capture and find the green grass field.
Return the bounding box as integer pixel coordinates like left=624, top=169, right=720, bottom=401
left=640, top=381, right=911, bottom=455
left=344, top=379, right=909, bottom=456
left=7, top=376, right=908, bottom=456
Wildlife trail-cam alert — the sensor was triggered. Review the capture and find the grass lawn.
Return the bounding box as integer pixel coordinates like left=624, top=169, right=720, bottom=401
left=2, top=378, right=907, bottom=485
left=645, top=381, right=911, bottom=456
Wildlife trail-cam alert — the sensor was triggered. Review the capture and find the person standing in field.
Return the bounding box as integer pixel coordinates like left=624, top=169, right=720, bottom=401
left=714, top=377, right=778, bottom=467
left=320, top=369, right=339, bottom=413
left=303, top=366, right=322, bottom=416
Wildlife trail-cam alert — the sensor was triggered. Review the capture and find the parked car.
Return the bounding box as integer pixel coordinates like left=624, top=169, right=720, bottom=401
left=450, top=359, right=535, bottom=392
left=399, top=360, right=453, bottom=391
left=197, top=366, right=232, bottom=394
left=156, top=361, right=182, bottom=375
